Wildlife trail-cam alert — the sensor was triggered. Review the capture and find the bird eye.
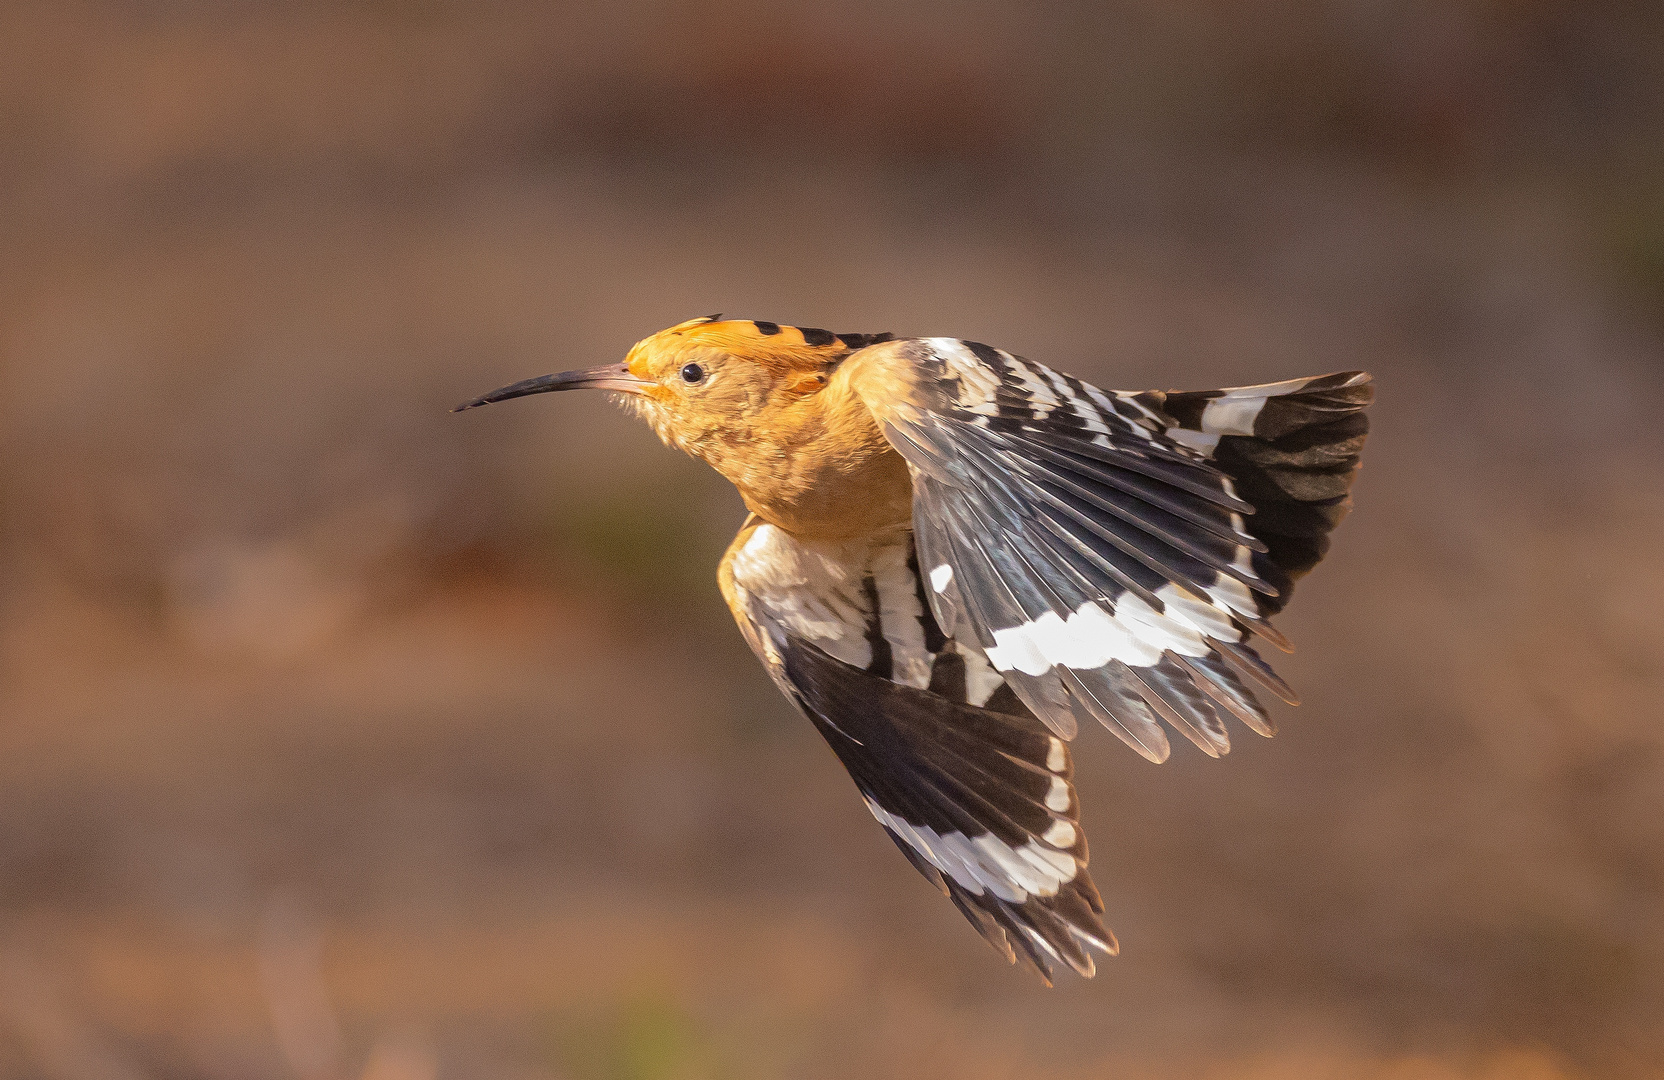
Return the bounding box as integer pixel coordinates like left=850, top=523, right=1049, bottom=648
left=680, top=363, right=706, bottom=384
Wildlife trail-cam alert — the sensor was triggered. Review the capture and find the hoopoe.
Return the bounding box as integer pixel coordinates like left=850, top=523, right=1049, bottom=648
left=458, top=316, right=1372, bottom=983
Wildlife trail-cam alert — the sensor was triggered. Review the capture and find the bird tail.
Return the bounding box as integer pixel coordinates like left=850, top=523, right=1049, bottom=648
left=1159, top=372, right=1373, bottom=613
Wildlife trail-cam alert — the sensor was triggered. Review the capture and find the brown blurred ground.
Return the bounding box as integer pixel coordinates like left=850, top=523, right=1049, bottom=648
left=2, top=3, right=1663, bottom=1078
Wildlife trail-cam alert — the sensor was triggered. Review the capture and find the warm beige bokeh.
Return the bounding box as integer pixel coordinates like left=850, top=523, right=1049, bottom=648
left=2, top=3, right=1662, bottom=1078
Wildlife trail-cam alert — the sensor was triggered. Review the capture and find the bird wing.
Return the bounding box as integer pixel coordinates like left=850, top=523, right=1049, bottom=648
left=720, top=520, right=1115, bottom=982
left=849, top=337, right=1372, bottom=758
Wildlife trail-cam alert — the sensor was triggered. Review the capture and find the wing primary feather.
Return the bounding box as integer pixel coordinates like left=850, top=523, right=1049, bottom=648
left=952, top=509, right=1079, bottom=637
left=985, top=901, right=1058, bottom=984
left=1239, top=614, right=1295, bottom=653
left=816, top=726, right=944, bottom=838
left=925, top=495, right=1091, bottom=735
left=903, top=747, right=1059, bottom=849
left=1125, top=657, right=1231, bottom=756
left=1017, top=417, right=1236, bottom=474
left=993, top=518, right=1097, bottom=614
left=954, top=426, right=1240, bottom=572
left=1215, top=639, right=1302, bottom=705
left=1169, top=651, right=1276, bottom=737
left=1016, top=898, right=1096, bottom=977
left=1000, top=519, right=1123, bottom=616
left=941, top=498, right=1049, bottom=632
left=945, top=885, right=1019, bottom=963
left=1057, top=665, right=1172, bottom=763
left=1032, top=510, right=1166, bottom=610
left=885, top=830, right=950, bottom=896
left=940, top=502, right=1081, bottom=739
left=1015, top=477, right=1221, bottom=601
left=1019, top=429, right=1252, bottom=510
left=996, top=515, right=1229, bottom=760
left=732, top=524, right=1122, bottom=983
left=1006, top=433, right=1268, bottom=551
left=1013, top=459, right=1273, bottom=595
left=808, top=706, right=989, bottom=855
left=946, top=430, right=1185, bottom=592
left=912, top=493, right=970, bottom=636
left=1021, top=521, right=1156, bottom=615
left=1049, top=885, right=1117, bottom=952
left=994, top=529, right=1182, bottom=754
left=959, top=495, right=1155, bottom=750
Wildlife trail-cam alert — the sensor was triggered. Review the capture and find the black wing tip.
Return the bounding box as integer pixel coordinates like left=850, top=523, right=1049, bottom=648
left=784, top=639, right=1116, bottom=983
left=1310, top=369, right=1372, bottom=388
left=925, top=833, right=1116, bottom=984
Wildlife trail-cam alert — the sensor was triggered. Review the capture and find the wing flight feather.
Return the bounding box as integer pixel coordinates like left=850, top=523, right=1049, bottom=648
left=714, top=336, right=1370, bottom=981
left=720, top=521, right=1116, bottom=982
left=850, top=336, right=1371, bottom=755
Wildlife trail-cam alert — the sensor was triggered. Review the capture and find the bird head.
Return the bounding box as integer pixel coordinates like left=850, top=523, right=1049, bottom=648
left=455, top=316, right=896, bottom=483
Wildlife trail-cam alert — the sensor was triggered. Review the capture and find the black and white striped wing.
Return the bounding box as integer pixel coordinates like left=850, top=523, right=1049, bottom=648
left=785, top=639, right=1114, bottom=982
left=872, top=337, right=1371, bottom=760
left=719, top=521, right=1116, bottom=982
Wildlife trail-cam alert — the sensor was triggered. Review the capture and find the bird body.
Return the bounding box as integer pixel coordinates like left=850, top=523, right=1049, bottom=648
left=458, top=315, right=1373, bottom=983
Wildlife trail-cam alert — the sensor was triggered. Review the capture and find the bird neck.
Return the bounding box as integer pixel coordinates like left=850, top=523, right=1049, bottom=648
left=716, top=373, right=914, bottom=542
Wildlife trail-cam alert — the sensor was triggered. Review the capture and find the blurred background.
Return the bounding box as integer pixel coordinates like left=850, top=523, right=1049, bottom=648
left=2, top=2, right=1663, bottom=1078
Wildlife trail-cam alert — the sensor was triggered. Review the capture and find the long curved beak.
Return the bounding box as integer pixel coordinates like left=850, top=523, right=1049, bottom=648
left=452, top=363, right=650, bottom=412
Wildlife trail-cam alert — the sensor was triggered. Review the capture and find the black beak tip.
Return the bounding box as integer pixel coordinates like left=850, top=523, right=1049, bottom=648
left=450, top=365, right=638, bottom=415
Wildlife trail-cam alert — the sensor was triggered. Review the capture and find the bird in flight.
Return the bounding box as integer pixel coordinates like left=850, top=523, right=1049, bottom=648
left=457, top=316, right=1372, bottom=983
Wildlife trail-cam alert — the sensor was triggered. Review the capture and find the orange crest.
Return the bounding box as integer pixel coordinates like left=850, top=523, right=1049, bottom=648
left=624, top=315, right=894, bottom=380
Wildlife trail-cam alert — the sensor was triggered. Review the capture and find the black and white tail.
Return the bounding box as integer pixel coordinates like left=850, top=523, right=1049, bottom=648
left=1160, top=372, right=1373, bottom=611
